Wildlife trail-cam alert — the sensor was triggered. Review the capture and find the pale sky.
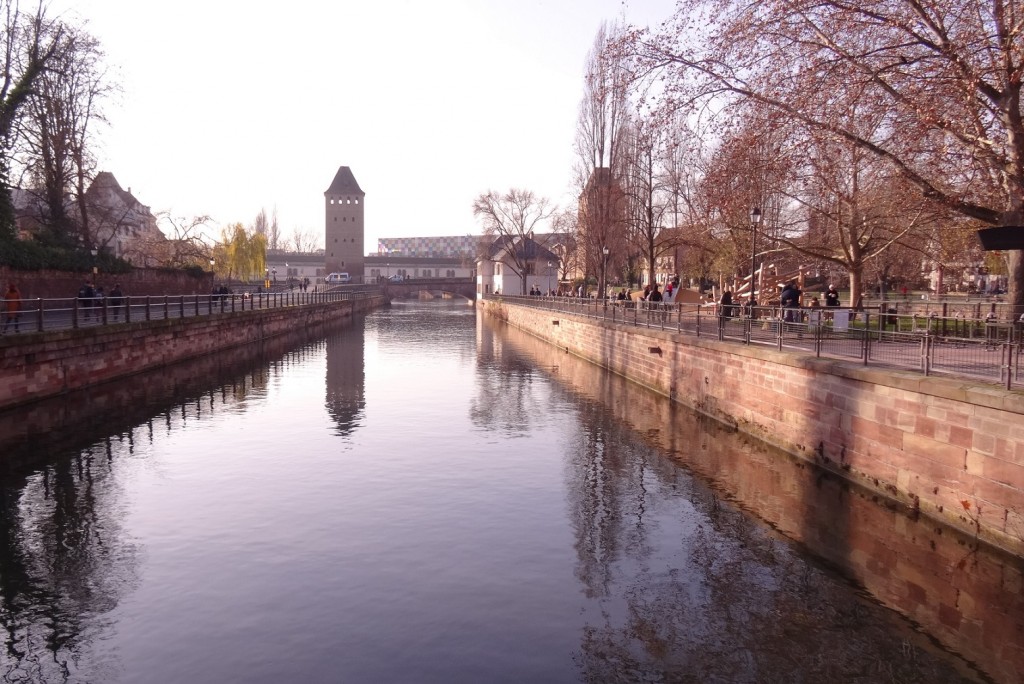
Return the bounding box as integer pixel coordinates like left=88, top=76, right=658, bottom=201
left=50, top=0, right=677, bottom=252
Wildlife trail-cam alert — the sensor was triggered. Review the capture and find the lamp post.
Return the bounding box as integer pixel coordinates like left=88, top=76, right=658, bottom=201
left=749, top=207, right=762, bottom=304
left=547, top=260, right=553, bottom=296
left=602, top=246, right=609, bottom=304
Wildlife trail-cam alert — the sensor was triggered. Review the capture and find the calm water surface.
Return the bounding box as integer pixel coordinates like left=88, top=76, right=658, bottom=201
left=0, top=301, right=1003, bottom=683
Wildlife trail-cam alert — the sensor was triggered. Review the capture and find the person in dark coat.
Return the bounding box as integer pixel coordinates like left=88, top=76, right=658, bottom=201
left=825, top=284, right=840, bottom=308
left=720, top=291, right=734, bottom=318
left=780, top=280, right=802, bottom=322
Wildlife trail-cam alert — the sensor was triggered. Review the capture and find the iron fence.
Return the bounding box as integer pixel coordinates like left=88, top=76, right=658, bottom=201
left=0, top=287, right=381, bottom=336
left=494, top=295, right=1023, bottom=390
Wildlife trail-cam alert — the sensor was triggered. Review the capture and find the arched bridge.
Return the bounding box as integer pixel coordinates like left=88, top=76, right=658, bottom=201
left=381, top=278, right=476, bottom=301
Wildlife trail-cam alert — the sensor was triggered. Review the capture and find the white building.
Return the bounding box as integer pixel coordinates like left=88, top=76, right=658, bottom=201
left=476, top=235, right=560, bottom=298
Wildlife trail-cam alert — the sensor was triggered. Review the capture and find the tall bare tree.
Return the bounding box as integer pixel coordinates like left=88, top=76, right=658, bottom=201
left=268, top=207, right=281, bottom=251
left=22, top=23, right=112, bottom=248
left=575, top=22, right=630, bottom=295
left=0, top=1, right=63, bottom=239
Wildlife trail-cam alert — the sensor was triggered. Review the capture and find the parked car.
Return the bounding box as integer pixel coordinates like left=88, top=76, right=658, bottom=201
left=326, top=272, right=352, bottom=284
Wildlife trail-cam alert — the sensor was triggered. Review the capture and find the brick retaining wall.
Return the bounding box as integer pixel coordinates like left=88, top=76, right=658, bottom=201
left=1, top=266, right=213, bottom=299
left=482, top=299, right=1024, bottom=558
left=0, top=296, right=384, bottom=410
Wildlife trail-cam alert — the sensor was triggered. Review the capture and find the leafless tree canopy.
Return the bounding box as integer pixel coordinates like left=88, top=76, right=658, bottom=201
left=615, top=0, right=1024, bottom=308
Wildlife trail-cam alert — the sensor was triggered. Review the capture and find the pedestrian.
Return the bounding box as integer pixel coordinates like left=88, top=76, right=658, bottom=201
left=720, top=290, right=733, bottom=318
left=78, top=280, right=95, bottom=322
left=3, top=282, right=21, bottom=333
left=780, top=280, right=802, bottom=322
left=109, top=282, right=124, bottom=320
left=825, top=284, right=840, bottom=308
left=648, top=284, right=663, bottom=303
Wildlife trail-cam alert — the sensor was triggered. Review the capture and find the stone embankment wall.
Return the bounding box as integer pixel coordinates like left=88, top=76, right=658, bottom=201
left=0, top=296, right=383, bottom=410
left=481, top=299, right=1024, bottom=558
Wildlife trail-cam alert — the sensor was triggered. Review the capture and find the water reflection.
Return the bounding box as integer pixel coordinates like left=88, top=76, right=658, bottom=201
left=0, top=324, right=342, bottom=682
left=477, top=314, right=1010, bottom=683
left=325, top=316, right=366, bottom=436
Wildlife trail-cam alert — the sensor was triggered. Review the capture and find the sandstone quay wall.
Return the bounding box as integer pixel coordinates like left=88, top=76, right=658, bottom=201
left=0, top=296, right=383, bottom=411
left=481, top=299, right=1024, bottom=558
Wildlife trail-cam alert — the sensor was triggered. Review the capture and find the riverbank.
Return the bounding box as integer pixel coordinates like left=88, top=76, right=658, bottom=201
left=480, top=297, right=1024, bottom=560
left=0, top=295, right=386, bottom=410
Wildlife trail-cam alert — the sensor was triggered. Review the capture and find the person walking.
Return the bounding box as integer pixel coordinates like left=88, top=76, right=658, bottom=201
left=109, top=282, right=124, bottom=321
left=78, top=280, right=95, bottom=322
left=3, top=282, right=21, bottom=333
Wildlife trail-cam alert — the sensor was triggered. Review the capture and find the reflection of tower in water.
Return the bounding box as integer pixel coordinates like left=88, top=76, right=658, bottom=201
left=324, top=317, right=366, bottom=436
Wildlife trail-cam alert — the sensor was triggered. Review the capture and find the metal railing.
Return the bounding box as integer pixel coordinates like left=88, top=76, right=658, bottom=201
left=0, top=287, right=381, bottom=336
left=494, top=295, right=1024, bottom=390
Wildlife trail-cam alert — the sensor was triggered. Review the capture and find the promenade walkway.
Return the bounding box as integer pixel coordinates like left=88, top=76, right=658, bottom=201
left=496, top=295, right=1024, bottom=391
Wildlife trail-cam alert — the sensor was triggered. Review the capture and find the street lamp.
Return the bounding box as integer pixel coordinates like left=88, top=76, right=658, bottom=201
left=602, top=246, right=609, bottom=303
left=749, top=207, right=762, bottom=304
left=547, top=260, right=553, bottom=295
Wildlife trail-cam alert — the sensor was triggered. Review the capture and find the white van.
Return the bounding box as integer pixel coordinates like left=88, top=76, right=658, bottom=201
left=325, top=272, right=352, bottom=284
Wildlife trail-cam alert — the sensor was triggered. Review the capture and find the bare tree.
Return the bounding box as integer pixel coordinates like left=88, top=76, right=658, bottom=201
left=620, top=0, right=1024, bottom=311
left=575, top=22, right=630, bottom=295
left=472, top=188, right=554, bottom=295
left=21, top=23, right=113, bottom=248
left=268, top=206, right=280, bottom=251
left=156, top=212, right=213, bottom=268
left=0, top=1, right=64, bottom=239
left=289, top=226, right=319, bottom=254
left=252, top=208, right=268, bottom=238
left=620, top=115, right=684, bottom=288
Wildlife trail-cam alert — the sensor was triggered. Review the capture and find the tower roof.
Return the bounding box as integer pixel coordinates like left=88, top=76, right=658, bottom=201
left=325, top=166, right=364, bottom=195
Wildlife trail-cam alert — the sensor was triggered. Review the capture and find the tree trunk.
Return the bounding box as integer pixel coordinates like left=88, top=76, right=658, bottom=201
left=848, top=266, right=863, bottom=309
left=1008, top=250, right=1024, bottom=319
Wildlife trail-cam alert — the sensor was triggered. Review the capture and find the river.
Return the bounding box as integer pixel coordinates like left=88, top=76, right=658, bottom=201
left=0, top=300, right=1014, bottom=683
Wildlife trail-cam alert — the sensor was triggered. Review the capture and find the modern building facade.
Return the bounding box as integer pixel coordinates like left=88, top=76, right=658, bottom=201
left=324, top=166, right=365, bottom=280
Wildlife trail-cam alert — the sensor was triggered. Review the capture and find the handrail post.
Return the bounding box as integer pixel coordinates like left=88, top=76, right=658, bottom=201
left=73, top=297, right=79, bottom=328
left=922, top=332, right=931, bottom=375
left=126, top=296, right=132, bottom=323
left=146, top=296, right=152, bottom=321
left=864, top=312, right=872, bottom=364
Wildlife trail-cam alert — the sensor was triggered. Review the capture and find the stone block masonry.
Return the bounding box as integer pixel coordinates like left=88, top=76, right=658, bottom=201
left=0, top=296, right=384, bottom=411
left=482, top=299, right=1024, bottom=559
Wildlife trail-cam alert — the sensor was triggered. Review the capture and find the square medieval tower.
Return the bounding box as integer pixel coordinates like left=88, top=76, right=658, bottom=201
left=325, top=166, right=365, bottom=281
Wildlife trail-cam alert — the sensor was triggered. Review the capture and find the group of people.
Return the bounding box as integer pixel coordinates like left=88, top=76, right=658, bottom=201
left=718, top=281, right=843, bottom=321
left=78, top=280, right=125, bottom=321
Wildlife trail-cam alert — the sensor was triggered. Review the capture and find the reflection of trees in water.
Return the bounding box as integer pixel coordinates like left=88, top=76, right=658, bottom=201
left=0, top=446, right=136, bottom=683
left=325, top=320, right=366, bottom=437
left=471, top=318, right=544, bottom=438
left=0, top=335, right=327, bottom=682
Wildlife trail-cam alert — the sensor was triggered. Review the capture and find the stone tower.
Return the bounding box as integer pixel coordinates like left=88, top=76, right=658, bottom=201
left=324, top=166, right=364, bottom=281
